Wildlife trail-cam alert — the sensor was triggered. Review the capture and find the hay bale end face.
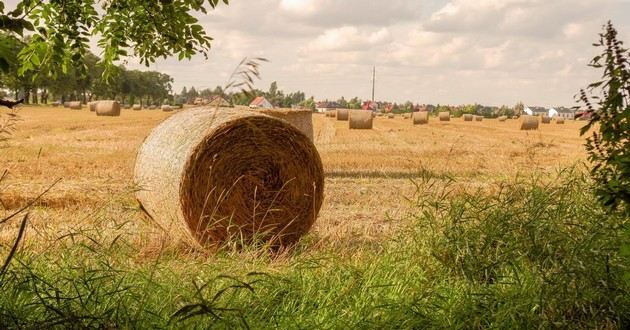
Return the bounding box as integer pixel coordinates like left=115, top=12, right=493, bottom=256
left=521, top=115, right=540, bottom=130
left=95, top=100, right=121, bottom=117
left=413, top=111, right=429, bottom=125
left=337, top=109, right=349, bottom=121
left=439, top=112, right=450, bottom=122
left=134, top=108, right=324, bottom=248
left=349, top=110, right=373, bottom=129
left=463, top=114, right=473, bottom=121
left=132, top=104, right=142, bottom=111
left=88, top=101, right=98, bottom=112
left=251, top=108, right=314, bottom=142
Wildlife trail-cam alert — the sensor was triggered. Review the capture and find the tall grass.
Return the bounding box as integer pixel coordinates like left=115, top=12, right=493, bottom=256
left=1, top=168, right=628, bottom=328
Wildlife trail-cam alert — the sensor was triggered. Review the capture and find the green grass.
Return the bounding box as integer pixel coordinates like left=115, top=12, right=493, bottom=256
left=1, top=168, right=629, bottom=329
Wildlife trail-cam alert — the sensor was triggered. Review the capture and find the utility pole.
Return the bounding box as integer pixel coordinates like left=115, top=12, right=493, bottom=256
left=371, top=66, right=376, bottom=103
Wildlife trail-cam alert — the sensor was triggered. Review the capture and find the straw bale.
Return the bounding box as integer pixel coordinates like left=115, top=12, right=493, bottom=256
left=463, top=114, right=473, bottom=121
left=69, top=101, right=82, bottom=110
left=63, top=102, right=70, bottom=108
left=556, top=118, right=565, bottom=124
left=387, top=113, right=395, bottom=119
left=134, top=107, right=324, bottom=248
left=252, top=108, right=314, bottom=142
left=95, top=100, right=121, bottom=117
left=498, top=116, right=508, bottom=122
left=133, top=104, right=142, bottom=111
left=475, top=115, right=483, bottom=122
left=413, top=111, right=429, bottom=125
left=349, top=110, right=373, bottom=129
left=162, top=105, right=173, bottom=112
left=88, top=101, right=98, bottom=112
left=520, top=115, right=540, bottom=130
left=326, top=110, right=336, bottom=118
left=337, top=109, right=349, bottom=121
left=439, top=111, right=450, bottom=121
left=541, top=116, right=551, bottom=124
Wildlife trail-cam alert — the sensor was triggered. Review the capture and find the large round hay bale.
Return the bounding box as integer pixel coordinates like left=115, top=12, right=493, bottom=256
left=63, top=102, right=71, bottom=108
left=134, top=107, right=324, bottom=248
left=439, top=112, right=450, bottom=121
left=498, top=116, right=508, bottom=122
left=556, top=118, right=565, bottom=124
left=349, top=110, right=373, bottom=129
left=475, top=115, right=483, bottom=122
left=95, top=100, right=121, bottom=117
left=337, top=109, right=349, bottom=121
left=387, top=113, right=395, bottom=119
left=162, top=105, right=173, bottom=112
left=252, top=108, right=314, bottom=142
left=521, top=115, right=540, bottom=130
left=413, top=111, right=429, bottom=125
left=51, top=101, right=61, bottom=107
left=541, top=116, right=551, bottom=124
left=88, top=101, right=99, bottom=112
left=463, top=114, right=473, bottom=121
left=69, top=101, right=82, bottom=110
left=403, top=113, right=410, bottom=119
left=133, top=104, right=142, bottom=111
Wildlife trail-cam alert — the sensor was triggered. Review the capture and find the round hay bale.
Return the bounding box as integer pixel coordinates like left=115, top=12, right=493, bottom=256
left=439, top=112, right=450, bottom=121
left=349, top=110, right=373, bottom=129
left=556, top=118, right=565, bottom=124
left=51, top=101, right=61, bottom=107
left=95, top=100, right=121, bottom=117
left=88, top=101, right=99, bottom=112
left=541, top=116, right=551, bottom=124
left=337, top=109, right=349, bottom=121
left=387, top=113, right=395, bottom=119
left=498, top=116, right=508, bottom=122
left=403, top=114, right=410, bottom=119
left=377, top=113, right=384, bottom=117
left=521, top=115, right=540, bottom=130
left=133, top=104, right=142, bottom=111
left=463, top=114, right=473, bottom=121
left=161, top=105, right=173, bottom=112
left=251, top=108, right=314, bottom=142
left=512, top=116, right=520, bottom=120
left=413, top=111, right=429, bottom=125
left=148, top=105, right=157, bottom=110
left=63, top=102, right=71, bottom=108
left=69, top=101, right=82, bottom=110
left=326, top=110, right=336, bottom=118
left=124, top=104, right=132, bottom=109
left=475, top=115, right=483, bottom=122
left=134, top=107, right=324, bottom=248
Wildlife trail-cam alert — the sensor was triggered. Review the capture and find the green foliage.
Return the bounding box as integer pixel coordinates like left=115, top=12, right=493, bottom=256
left=577, top=22, right=630, bottom=213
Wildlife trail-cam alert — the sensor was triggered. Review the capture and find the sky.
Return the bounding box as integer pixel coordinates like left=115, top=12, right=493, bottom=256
left=9, top=0, right=630, bottom=106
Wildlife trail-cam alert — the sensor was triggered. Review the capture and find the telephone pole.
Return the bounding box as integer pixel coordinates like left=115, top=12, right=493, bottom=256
left=371, top=66, right=376, bottom=103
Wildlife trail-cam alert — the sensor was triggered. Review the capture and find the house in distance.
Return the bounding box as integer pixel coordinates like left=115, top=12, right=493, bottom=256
left=249, top=96, right=274, bottom=109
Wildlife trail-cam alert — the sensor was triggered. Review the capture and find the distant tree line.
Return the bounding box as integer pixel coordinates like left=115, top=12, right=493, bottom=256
left=0, top=34, right=173, bottom=106
left=177, top=81, right=309, bottom=108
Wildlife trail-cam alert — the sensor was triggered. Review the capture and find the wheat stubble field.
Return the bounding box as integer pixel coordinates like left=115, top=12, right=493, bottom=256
left=1, top=106, right=587, bottom=253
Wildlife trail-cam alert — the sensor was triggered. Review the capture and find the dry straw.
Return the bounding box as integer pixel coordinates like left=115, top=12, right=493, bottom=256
left=556, top=118, right=565, bottom=124
left=439, top=111, right=450, bottom=121
left=475, top=115, right=483, bottom=122
left=337, top=109, right=349, bottom=121
left=69, top=101, right=82, bottom=110
left=521, top=115, right=540, bottom=130
left=542, top=116, right=551, bottom=124
left=387, top=113, right=395, bottom=119
left=95, top=100, right=121, bottom=117
left=252, top=108, right=314, bottom=142
left=498, top=116, right=508, bottom=122
left=463, top=114, right=473, bottom=121
left=349, top=110, right=373, bottom=129
left=162, top=105, right=173, bottom=112
left=133, top=104, right=142, bottom=111
left=63, top=102, right=70, bottom=108
left=134, top=107, right=324, bottom=248
left=88, top=101, right=98, bottom=112
left=325, top=110, right=336, bottom=118
left=413, top=111, right=429, bottom=125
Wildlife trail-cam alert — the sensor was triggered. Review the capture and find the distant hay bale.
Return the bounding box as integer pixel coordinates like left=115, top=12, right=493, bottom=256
left=162, top=105, right=173, bottom=112
left=521, top=115, right=540, bottom=130
left=95, top=100, right=121, bottom=117
left=69, top=101, right=82, bottom=110
left=413, top=111, right=429, bottom=125
left=512, top=116, right=520, bottom=120
left=133, top=104, right=142, bottom=111
left=463, top=114, right=473, bottom=121
left=51, top=101, right=61, bottom=107
left=124, top=104, right=132, bottom=109
left=349, top=110, right=373, bottom=129
left=403, top=114, right=410, bottom=119
left=326, top=110, right=336, bottom=118
left=541, top=116, right=551, bottom=124
left=387, top=113, right=395, bottom=119
left=337, top=109, right=349, bottom=121
left=252, top=108, right=314, bottom=142
left=63, top=102, right=70, bottom=108
left=439, top=112, right=450, bottom=121
left=134, top=107, right=324, bottom=248
left=88, top=101, right=98, bottom=112
left=148, top=105, right=157, bottom=110
left=556, top=118, right=565, bottom=124
left=377, top=113, right=384, bottom=117
left=475, top=115, right=483, bottom=122
left=498, top=116, right=508, bottom=122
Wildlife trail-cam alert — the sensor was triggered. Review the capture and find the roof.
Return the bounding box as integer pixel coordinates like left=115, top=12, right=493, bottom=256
left=250, top=96, right=270, bottom=106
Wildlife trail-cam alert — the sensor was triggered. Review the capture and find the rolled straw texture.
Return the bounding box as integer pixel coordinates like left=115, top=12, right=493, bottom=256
left=439, top=112, right=450, bottom=121
left=252, top=108, right=314, bottom=142
left=349, top=110, right=373, bottom=129
left=162, top=105, right=173, bottom=112
left=337, top=109, right=349, bottom=121
left=521, top=115, right=540, bottom=130
left=463, top=114, right=473, bottom=121
left=475, top=115, right=483, bottom=122
left=498, top=116, right=508, bottom=122
left=95, top=100, right=121, bottom=117
left=133, top=104, right=142, bottom=111
left=88, top=101, right=98, bottom=112
left=134, top=107, right=324, bottom=248
left=413, top=111, right=429, bottom=125
left=542, top=116, right=551, bottom=124
left=556, top=118, right=565, bottom=124
left=69, top=101, right=82, bottom=110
